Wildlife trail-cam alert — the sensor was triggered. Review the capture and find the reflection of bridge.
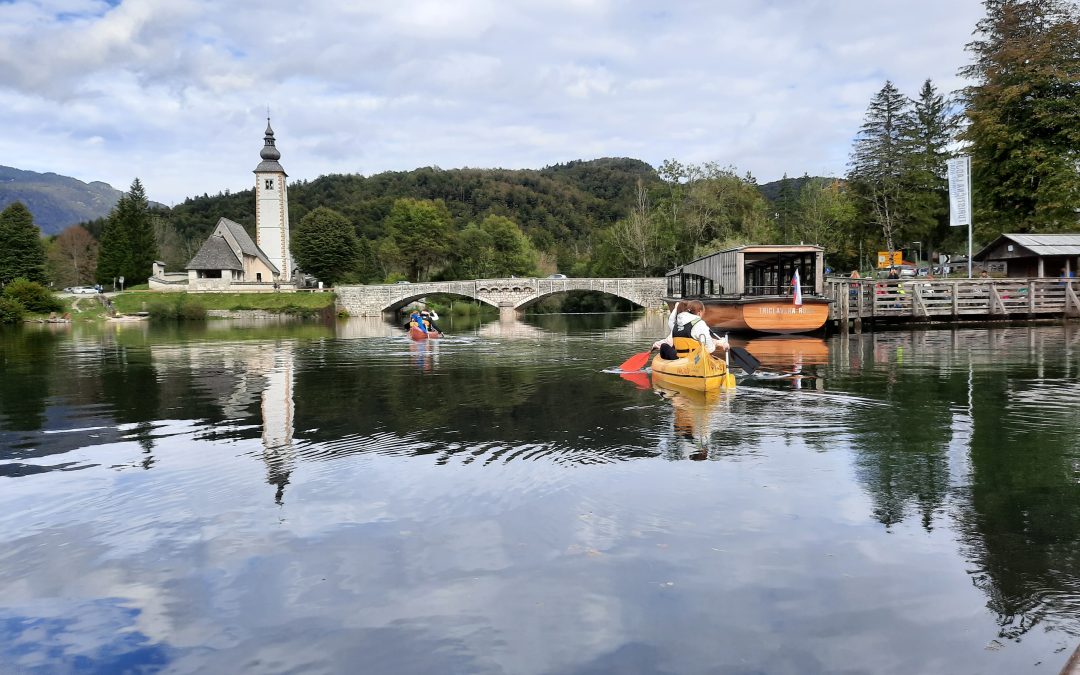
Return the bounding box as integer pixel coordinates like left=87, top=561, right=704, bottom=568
left=334, top=313, right=668, bottom=341
left=337, top=277, right=667, bottom=317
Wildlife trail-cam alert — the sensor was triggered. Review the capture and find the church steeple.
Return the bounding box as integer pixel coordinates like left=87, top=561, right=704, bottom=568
left=254, top=117, right=291, bottom=280
left=255, top=118, right=286, bottom=175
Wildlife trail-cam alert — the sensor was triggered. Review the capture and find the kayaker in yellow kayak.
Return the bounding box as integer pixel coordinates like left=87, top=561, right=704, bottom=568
left=653, top=300, right=728, bottom=360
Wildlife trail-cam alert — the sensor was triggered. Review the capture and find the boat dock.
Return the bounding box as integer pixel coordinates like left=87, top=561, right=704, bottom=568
left=824, top=277, right=1080, bottom=332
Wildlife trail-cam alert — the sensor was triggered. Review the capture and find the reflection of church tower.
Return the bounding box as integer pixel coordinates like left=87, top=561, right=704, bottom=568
left=254, top=119, right=292, bottom=280
left=261, top=342, right=295, bottom=505
left=262, top=344, right=294, bottom=449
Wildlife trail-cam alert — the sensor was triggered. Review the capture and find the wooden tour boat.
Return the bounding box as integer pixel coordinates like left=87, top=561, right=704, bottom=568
left=665, top=245, right=831, bottom=335
left=650, top=338, right=736, bottom=392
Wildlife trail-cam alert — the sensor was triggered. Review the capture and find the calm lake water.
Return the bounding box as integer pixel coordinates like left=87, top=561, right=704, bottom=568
left=1, top=315, right=1078, bottom=674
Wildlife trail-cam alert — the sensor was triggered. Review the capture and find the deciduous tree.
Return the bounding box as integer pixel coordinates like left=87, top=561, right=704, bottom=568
left=290, top=206, right=359, bottom=286
left=794, top=179, right=859, bottom=266
left=384, top=198, right=452, bottom=281
left=609, top=180, right=666, bottom=275
left=47, top=225, right=99, bottom=288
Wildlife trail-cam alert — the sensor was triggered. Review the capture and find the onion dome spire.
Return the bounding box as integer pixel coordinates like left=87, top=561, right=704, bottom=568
left=254, top=117, right=287, bottom=175
left=260, top=118, right=281, bottom=161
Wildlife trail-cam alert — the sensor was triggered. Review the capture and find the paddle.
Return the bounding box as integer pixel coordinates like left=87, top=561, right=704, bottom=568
left=619, top=348, right=654, bottom=372
left=619, top=370, right=652, bottom=390
left=709, top=330, right=760, bottom=375
left=729, top=346, right=760, bottom=375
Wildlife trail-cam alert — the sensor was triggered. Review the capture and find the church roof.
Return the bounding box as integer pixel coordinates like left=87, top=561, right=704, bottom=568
left=217, top=218, right=279, bottom=275
left=186, top=235, right=243, bottom=271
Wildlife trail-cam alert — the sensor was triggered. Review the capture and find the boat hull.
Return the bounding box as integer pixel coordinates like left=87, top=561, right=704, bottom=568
left=409, top=326, right=441, bottom=341
left=650, top=351, right=736, bottom=392
left=672, top=297, right=830, bottom=335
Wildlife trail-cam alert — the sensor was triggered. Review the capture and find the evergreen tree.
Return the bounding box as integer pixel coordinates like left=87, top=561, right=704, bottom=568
left=0, top=202, right=47, bottom=286
left=902, top=79, right=958, bottom=253
left=960, top=0, right=1080, bottom=234
left=291, top=207, right=359, bottom=286
left=849, top=81, right=913, bottom=254
left=96, top=178, right=158, bottom=286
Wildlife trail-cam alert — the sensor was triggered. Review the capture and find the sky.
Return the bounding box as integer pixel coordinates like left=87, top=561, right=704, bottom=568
left=0, top=0, right=987, bottom=205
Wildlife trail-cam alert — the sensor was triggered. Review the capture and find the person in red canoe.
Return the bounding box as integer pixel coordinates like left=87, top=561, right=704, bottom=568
left=420, top=309, right=442, bottom=333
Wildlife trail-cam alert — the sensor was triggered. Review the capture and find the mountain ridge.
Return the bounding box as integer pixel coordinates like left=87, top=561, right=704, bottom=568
left=0, top=166, right=124, bottom=235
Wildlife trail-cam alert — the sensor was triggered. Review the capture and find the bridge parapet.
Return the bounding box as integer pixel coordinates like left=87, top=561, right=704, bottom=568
left=336, top=277, right=668, bottom=316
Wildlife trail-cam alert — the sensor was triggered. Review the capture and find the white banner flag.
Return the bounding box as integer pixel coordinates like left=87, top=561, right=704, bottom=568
left=947, top=156, right=971, bottom=227
left=792, top=269, right=803, bottom=306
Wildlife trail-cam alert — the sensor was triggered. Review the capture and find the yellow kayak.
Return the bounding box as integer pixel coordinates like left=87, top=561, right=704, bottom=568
left=650, top=338, right=736, bottom=392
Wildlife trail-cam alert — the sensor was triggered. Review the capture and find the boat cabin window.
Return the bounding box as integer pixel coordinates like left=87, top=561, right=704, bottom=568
left=667, top=273, right=715, bottom=298
left=744, top=252, right=817, bottom=297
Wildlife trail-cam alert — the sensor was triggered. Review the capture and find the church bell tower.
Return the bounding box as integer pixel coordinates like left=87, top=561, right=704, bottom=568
left=254, top=119, right=292, bottom=280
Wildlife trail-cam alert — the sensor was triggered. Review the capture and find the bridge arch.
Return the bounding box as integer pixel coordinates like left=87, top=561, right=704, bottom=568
left=384, top=291, right=498, bottom=314
left=335, top=277, right=667, bottom=317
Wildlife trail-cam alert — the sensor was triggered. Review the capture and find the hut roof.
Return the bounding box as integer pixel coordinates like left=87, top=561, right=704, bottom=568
left=975, top=233, right=1080, bottom=260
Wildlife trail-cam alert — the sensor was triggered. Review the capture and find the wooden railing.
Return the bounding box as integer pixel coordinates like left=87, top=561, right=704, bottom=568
left=824, top=277, right=1080, bottom=326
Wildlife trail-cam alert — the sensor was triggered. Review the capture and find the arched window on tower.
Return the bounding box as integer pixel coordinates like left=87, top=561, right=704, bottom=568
left=264, top=178, right=274, bottom=190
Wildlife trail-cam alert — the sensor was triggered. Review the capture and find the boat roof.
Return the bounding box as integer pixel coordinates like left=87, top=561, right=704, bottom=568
left=667, top=244, right=824, bottom=277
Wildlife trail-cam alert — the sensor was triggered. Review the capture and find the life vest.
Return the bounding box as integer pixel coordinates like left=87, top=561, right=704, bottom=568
left=672, top=317, right=702, bottom=357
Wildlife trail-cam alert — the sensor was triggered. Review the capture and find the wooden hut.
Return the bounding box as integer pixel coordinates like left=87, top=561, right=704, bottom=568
left=973, top=234, right=1080, bottom=278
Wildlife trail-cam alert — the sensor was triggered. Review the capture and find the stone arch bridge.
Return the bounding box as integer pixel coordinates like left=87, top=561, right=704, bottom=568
left=336, top=277, right=667, bottom=317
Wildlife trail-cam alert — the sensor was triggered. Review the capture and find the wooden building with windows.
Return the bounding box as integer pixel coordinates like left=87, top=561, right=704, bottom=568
left=973, top=234, right=1080, bottom=278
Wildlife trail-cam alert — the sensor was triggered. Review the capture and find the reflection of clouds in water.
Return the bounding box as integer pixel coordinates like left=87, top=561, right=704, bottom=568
left=0, top=598, right=176, bottom=672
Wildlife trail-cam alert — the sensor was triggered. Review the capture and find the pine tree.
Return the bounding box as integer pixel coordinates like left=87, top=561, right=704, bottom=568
left=960, top=0, right=1080, bottom=234
left=96, top=178, right=159, bottom=286
left=901, top=79, right=958, bottom=253
left=849, top=81, right=914, bottom=254
left=0, top=202, right=48, bottom=286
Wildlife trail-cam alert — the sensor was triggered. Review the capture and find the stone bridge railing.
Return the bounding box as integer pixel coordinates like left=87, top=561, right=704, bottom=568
left=336, top=277, right=668, bottom=316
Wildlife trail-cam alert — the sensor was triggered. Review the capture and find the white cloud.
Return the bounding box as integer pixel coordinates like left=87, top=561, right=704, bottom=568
left=0, top=0, right=986, bottom=203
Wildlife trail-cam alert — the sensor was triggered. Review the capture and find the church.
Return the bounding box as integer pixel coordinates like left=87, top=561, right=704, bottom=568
left=150, top=121, right=296, bottom=291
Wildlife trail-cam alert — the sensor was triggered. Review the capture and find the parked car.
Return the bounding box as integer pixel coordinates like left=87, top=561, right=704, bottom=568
left=72, top=286, right=99, bottom=294
left=548, top=274, right=567, bottom=279
left=395, top=280, right=411, bottom=285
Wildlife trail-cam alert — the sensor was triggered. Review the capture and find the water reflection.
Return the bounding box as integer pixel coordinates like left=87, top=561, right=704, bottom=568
left=652, top=384, right=735, bottom=461
left=1, top=321, right=1079, bottom=672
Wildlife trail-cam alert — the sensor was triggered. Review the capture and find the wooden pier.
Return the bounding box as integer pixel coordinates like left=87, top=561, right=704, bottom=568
left=824, top=277, right=1080, bottom=333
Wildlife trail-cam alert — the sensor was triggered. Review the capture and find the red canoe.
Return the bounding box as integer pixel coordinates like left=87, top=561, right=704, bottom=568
left=409, top=326, right=442, bottom=341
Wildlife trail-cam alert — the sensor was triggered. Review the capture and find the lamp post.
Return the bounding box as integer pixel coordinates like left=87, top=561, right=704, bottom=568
left=910, top=242, right=922, bottom=269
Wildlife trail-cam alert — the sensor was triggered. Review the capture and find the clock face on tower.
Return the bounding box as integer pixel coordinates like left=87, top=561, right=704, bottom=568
left=264, top=178, right=274, bottom=190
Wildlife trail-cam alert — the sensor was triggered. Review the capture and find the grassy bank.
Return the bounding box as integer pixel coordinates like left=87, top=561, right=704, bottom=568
left=113, top=291, right=336, bottom=316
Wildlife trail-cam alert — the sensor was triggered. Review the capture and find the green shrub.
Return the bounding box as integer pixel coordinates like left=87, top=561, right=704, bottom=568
left=147, top=296, right=206, bottom=321
left=178, top=299, right=206, bottom=320
left=3, top=278, right=63, bottom=314
left=0, top=297, right=26, bottom=324
left=146, top=300, right=178, bottom=320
